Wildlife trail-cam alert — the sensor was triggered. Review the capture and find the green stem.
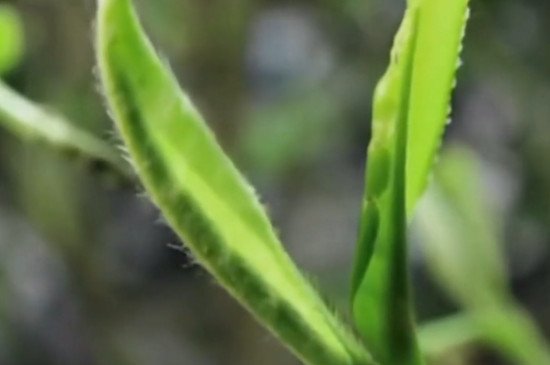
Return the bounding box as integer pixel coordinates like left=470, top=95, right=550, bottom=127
left=0, top=81, right=134, bottom=180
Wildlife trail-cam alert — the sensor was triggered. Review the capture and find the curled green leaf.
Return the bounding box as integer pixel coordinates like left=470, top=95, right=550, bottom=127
left=96, top=1, right=373, bottom=364
left=351, top=6, right=423, bottom=365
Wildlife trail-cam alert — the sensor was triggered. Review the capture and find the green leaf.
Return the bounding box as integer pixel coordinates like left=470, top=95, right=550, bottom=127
left=350, top=1, right=470, bottom=364
left=416, top=145, right=550, bottom=365
left=351, top=6, right=422, bottom=365
left=0, top=5, right=24, bottom=75
left=95, top=1, right=373, bottom=364
left=0, top=81, right=133, bottom=180
left=406, top=0, right=470, bottom=216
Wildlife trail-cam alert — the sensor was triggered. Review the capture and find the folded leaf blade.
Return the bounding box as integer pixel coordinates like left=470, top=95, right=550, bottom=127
left=351, top=0, right=471, bottom=364
left=351, top=6, right=423, bottom=365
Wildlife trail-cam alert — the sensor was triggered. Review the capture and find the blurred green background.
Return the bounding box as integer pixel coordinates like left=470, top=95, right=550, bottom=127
left=0, top=0, right=549, bottom=364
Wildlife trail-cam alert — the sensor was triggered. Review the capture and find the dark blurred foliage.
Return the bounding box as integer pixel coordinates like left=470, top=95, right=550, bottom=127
left=0, top=0, right=548, bottom=364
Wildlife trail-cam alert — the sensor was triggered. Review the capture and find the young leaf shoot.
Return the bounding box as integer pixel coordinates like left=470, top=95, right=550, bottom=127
left=350, top=0, right=470, bottom=364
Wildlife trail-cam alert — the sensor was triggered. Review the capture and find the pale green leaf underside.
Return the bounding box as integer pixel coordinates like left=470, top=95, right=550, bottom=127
left=350, top=1, right=470, bottom=364
left=96, top=1, right=372, bottom=365
left=0, top=5, right=24, bottom=76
